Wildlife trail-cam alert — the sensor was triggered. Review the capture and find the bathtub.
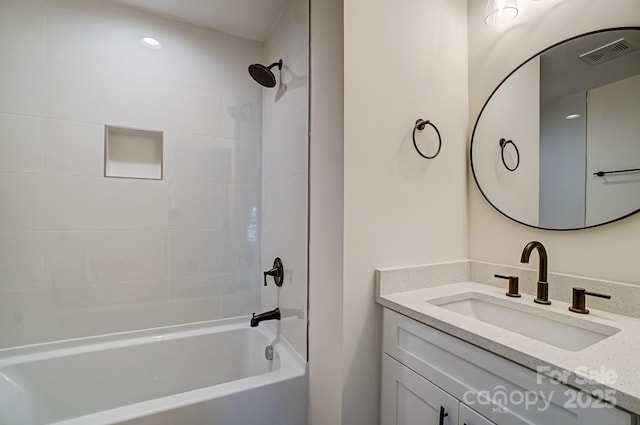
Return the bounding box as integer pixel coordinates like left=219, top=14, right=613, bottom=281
left=0, top=317, right=307, bottom=425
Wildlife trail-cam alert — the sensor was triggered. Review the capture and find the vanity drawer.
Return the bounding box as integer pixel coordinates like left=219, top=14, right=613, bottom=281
left=383, top=308, right=632, bottom=425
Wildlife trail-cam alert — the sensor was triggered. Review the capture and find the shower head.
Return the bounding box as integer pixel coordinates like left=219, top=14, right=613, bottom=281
left=248, top=59, right=283, bottom=88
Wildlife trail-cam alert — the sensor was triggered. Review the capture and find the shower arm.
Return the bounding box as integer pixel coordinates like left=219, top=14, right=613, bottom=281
left=268, top=60, right=283, bottom=71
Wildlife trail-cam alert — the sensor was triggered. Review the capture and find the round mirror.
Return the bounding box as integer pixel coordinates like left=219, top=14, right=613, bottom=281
left=471, top=27, right=640, bottom=230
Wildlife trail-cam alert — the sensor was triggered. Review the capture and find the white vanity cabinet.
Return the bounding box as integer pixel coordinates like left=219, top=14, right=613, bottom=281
left=381, top=308, right=633, bottom=425
left=382, top=353, right=495, bottom=425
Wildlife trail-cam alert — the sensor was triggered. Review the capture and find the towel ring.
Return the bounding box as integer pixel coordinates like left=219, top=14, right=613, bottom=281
left=412, top=119, right=442, bottom=159
left=499, top=138, right=519, bottom=171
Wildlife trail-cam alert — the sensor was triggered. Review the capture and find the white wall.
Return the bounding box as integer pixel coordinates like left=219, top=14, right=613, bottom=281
left=586, top=74, right=640, bottom=226
left=539, top=91, right=587, bottom=229
left=472, top=57, right=540, bottom=226
left=0, top=0, right=264, bottom=347
left=308, top=0, right=344, bottom=422
left=261, top=0, right=309, bottom=358
left=343, top=0, right=468, bottom=423
left=468, top=0, right=640, bottom=285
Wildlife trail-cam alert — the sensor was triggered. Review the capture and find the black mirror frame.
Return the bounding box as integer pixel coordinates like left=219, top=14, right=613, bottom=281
left=470, top=26, right=640, bottom=232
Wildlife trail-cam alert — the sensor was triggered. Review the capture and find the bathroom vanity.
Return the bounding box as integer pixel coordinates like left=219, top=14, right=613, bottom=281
left=376, top=261, right=640, bottom=425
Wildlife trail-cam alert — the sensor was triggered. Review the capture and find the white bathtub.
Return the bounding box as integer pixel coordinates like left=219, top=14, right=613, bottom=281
left=0, top=317, right=307, bottom=425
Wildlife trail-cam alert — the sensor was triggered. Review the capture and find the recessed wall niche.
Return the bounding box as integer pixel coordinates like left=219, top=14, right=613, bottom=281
left=104, top=126, right=163, bottom=180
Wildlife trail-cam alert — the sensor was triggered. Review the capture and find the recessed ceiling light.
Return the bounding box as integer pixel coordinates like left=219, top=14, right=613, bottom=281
left=141, top=37, right=162, bottom=49
left=565, top=114, right=581, bottom=120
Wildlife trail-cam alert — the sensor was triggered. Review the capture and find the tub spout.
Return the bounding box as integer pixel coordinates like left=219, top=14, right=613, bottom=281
left=250, top=308, right=281, bottom=327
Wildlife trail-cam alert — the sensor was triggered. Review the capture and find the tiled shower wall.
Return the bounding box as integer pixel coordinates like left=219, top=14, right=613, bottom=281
left=261, top=0, right=309, bottom=359
left=0, top=0, right=264, bottom=348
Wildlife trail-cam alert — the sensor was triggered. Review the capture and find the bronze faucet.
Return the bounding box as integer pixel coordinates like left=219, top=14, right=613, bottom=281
left=520, top=241, right=551, bottom=305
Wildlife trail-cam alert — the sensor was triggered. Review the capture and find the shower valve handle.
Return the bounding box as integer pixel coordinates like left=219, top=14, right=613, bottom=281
left=263, top=257, right=284, bottom=287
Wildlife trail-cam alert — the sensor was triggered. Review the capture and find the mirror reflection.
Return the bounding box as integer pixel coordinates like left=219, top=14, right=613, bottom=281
left=471, top=28, right=640, bottom=230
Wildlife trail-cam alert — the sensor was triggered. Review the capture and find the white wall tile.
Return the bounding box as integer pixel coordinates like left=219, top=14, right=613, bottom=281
left=0, top=58, right=47, bottom=117
left=88, top=231, right=168, bottom=284
left=220, top=93, right=263, bottom=142
left=169, top=182, right=226, bottom=229
left=111, top=279, right=171, bottom=305
left=0, top=0, right=45, bottom=61
left=172, top=275, right=221, bottom=299
left=0, top=173, right=43, bottom=230
left=45, top=62, right=113, bottom=124
left=43, top=231, right=96, bottom=287
left=261, top=0, right=309, bottom=360
left=112, top=179, right=169, bottom=230
left=0, top=286, right=112, bottom=348
left=159, top=24, right=227, bottom=90
left=263, top=114, right=308, bottom=181
left=171, top=230, right=229, bottom=278
left=45, top=2, right=117, bottom=71
left=44, top=119, right=103, bottom=176
left=45, top=2, right=142, bottom=74
left=41, top=176, right=113, bottom=230
left=0, top=0, right=266, bottom=344
left=234, top=141, right=262, bottom=184
left=51, top=283, right=113, bottom=336
left=225, top=184, right=261, bottom=230
left=220, top=273, right=260, bottom=318
left=0, top=288, right=55, bottom=348
left=0, top=113, right=45, bottom=174
left=111, top=296, right=220, bottom=333
left=110, top=74, right=223, bottom=136
left=109, top=74, right=172, bottom=131
left=0, top=231, right=43, bottom=291
left=262, top=85, right=309, bottom=146
left=44, top=231, right=168, bottom=287
left=53, top=282, right=112, bottom=309
left=165, top=132, right=233, bottom=183
left=263, top=173, right=308, bottom=235
left=162, top=83, right=222, bottom=136
left=227, top=230, right=261, bottom=274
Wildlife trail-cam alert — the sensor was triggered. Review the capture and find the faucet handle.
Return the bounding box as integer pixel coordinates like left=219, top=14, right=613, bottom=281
left=569, top=287, right=611, bottom=314
left=263, top=257, right=284, bottom=287
left=495, top=274, right=521, bottom=298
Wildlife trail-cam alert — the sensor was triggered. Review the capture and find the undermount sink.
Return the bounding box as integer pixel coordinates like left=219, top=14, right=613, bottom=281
left=429, top=294, right=620, bottom=351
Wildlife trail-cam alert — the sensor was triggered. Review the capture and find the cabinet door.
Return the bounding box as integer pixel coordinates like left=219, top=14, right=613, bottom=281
left=459, top=404, right=496, bottom=425
left=382, top=354, right=458, bottom=425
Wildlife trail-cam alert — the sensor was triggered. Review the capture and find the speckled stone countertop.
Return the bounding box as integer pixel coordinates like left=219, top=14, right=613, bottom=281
left=375, top=261, right=640, bottom=416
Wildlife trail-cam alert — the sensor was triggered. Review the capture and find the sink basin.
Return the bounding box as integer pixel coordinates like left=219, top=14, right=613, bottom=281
left=429, top=294, right=620, bottom=351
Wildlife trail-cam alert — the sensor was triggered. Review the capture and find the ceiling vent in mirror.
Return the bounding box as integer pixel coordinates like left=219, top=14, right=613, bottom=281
left=579, top=38, right=634, bottom=65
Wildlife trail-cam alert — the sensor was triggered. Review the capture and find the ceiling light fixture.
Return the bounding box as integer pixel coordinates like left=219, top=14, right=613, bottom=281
left=141, top=37, right=162, bottom=49
left=485, top=0, right=519, bottom=26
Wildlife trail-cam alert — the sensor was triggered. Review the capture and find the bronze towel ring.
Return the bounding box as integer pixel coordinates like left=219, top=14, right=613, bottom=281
left=412, top=119, right=442, bottom=159
left=499, top=138, right=519, bottom=171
